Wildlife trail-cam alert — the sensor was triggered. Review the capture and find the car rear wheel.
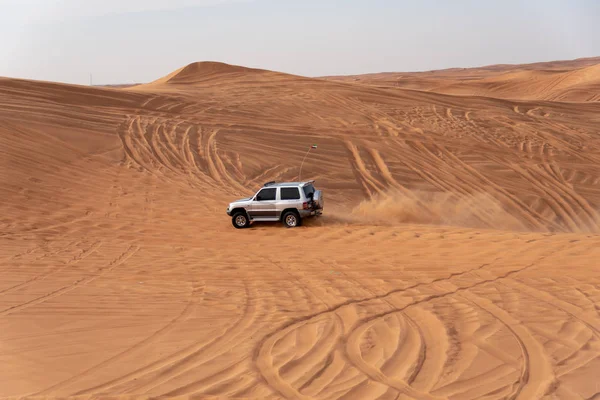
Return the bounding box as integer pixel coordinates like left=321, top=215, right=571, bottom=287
left=282, top=211, right=301, bottom=228
left=232, top=212, right=250, bottom=229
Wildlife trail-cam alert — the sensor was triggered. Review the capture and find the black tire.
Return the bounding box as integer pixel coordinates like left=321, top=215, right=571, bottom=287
left=232, top=212, right=250, bottom=229
left=282, top=211, right=301, bottom=228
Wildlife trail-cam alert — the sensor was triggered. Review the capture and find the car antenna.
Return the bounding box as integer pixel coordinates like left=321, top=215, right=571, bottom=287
left=298, top=144, right=317, bottom=181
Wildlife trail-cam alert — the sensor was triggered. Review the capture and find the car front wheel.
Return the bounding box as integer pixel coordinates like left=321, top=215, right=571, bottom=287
left=232, top=212, right=250, bottom=229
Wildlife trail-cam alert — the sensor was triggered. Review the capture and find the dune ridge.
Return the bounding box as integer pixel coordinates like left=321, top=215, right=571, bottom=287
left=325, top=56, right=600, bottom=102
left=1, top=59, right=600, bottom=399
left=142, top=61, right=302, bottom=90
left=150, top=61, right=267, bottom=84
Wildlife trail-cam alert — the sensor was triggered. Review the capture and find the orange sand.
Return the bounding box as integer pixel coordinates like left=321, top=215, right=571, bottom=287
left=1, top=59, right=600, bottom=400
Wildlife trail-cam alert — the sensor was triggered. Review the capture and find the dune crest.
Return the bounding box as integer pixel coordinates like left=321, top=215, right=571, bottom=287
left=142, top=61, right=295, bottom=89
left=326, top=57, right=600, bottom=102
left=435, top=63, right=600, bottom=101
left=159, top=61, right=264, bottom=83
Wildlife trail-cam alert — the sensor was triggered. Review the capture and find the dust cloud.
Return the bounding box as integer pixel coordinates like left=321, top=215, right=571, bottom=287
left=320, top=190, right=530, bottom=231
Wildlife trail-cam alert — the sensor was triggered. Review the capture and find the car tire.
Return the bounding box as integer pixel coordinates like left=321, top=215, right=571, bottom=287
left=282, top=211, right=301, bottom=228
left=232, top=212, right=250, bottom=229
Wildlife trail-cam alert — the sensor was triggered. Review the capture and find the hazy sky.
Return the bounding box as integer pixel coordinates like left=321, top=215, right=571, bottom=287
left=1, top=0, right=599, bottom=85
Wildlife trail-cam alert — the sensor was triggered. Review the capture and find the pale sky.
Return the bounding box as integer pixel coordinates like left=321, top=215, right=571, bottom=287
left=1, top=0, right=599, bottom=85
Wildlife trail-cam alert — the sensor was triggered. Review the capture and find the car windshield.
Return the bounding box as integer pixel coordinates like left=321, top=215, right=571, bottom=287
left=302, top=184, right=315, bottom=198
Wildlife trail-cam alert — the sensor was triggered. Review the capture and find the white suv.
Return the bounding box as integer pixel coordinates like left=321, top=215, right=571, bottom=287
left=226, top=181, right=323, bottom=228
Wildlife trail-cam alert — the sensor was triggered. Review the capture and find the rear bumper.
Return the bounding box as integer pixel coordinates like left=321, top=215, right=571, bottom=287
left=299, top=209, right=322, bottom=218
left=226, top=209, right=232, bottom=216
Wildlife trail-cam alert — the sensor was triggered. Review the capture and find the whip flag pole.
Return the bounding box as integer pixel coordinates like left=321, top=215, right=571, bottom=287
left=298, top=144, right=317, bottom=181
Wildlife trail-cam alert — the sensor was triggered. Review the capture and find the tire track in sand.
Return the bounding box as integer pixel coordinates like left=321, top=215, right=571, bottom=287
left=459, top=291, right=554, bottom=400
left=255, top=244, right=564, bottom=400
left=205, top=129, right=248, bottom=195
left=344, top=308, right=445, bottom=400
left=429, top=303, right=522, bottom=398
left=340, top=259, right=557, bottom=400
left=33, top=283, right=203, bottom=396
left=76, top=282, right=259, bottom=396
left=506, top=279, right=600, bottom=336
left=254, top=260, right=503, bottom=400
left=0, top=244, right=140, bottom=317
left=0, top=240, right=83, bottom=295
left=345, top=140, right=386, bottom=198
left=344, top=278, right=547, bottom=400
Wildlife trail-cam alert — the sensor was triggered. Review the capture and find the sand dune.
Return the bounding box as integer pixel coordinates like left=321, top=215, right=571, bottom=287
left=141, top=62, right=305, bottom=91
left=434, top=64, right=600, bottom=101
left=146, top=62, right=273, bottom=86
left=2, top=60, right=600, bottom=400
left=325, top=57, right=600, bottom=102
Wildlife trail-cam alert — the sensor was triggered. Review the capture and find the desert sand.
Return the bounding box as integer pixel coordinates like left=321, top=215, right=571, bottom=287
left=1, top=59, right=600, bottom=400
left=325, top=56, right=600, bottom=102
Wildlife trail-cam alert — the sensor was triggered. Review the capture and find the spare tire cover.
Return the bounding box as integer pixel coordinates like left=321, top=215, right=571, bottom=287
left=313, top=190, right=323, bottom=209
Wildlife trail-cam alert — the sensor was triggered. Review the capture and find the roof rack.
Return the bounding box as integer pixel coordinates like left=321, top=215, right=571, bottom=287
left=263, top=181, right=276, bottom=187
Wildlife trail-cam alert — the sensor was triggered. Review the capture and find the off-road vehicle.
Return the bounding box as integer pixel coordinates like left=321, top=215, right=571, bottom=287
left=226, top=180, right=323, bottom=228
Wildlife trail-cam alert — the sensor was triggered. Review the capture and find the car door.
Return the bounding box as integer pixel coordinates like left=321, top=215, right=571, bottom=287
left=249, top=187, right=278, bottom=219
left=279, top=187, right=302, bottom=218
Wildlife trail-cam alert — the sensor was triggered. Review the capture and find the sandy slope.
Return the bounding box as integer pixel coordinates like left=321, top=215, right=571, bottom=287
left=1, top=60, right=600, bottom=400
left=325, top=57, right=600, bottom=102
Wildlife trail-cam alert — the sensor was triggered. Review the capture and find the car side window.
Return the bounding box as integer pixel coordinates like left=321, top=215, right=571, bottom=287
left=281, top=187, right=300, bottom=200
left=255, top=188, right=276, bottom=201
